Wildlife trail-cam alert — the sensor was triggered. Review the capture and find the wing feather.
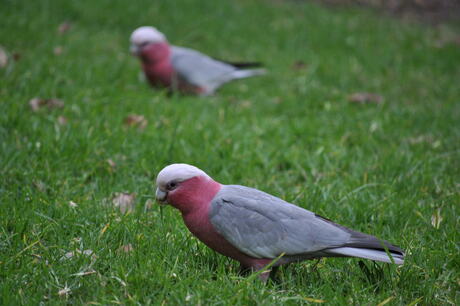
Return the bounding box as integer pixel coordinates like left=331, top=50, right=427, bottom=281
left=209, top=185, right=351, bottom=259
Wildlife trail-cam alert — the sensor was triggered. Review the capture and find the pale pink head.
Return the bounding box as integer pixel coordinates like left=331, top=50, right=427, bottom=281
left=155, top=164, right=221, bottom=215
left=129, top=26, right=170, bottom=63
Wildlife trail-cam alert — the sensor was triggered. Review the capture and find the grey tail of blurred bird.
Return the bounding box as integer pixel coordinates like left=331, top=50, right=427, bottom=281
left=231, top=68, right=267, bottom=80
left=223, top=61, right=264, bottom=68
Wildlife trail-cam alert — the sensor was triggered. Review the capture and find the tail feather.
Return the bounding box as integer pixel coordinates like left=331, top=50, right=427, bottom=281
left=326, top=247, right=404, bottom=265
left=231, top=68, right=267, bottom=80
left=226, top=61, right=263, bottom=68
left=213, top=58, right=264, bottom=68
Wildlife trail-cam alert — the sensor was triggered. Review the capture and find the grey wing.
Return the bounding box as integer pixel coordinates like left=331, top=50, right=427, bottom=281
left=209, top=185, right=351, bottom=259
left=171, top=46, right=237, bottom=91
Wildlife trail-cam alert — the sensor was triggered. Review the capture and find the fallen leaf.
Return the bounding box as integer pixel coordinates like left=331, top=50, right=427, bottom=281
left=57, top=116, right=68, bottom=125
left=117, top=244, right=134, bottom=254
left=292, top=60, right=307, bottom=70
left=53, top=46, right=63, bottom=56
left=303, top=297, right=325, bottom=303
left=58, top=22, right=72, bottom=34
left=0, top=46, right=8, bottom=68
left=431, top=208, right=443, bottom=229
left=107, top=159, right=116, bottom=169
left=68, top=201, right=78, bottom=208
left=61, top=249, right=96, bottom=261
left=58, top=285, right=71, bottom=297
left=29, top=98, right=64, bottom=112
left=348, top=92, right=383, bottom=104
left=71, top=270, right=96, bottom=277
left=112, top=192, right=136, bottom=213
left=144, top=199, right=154, bottom=211
left=12, top=52, right=21, bottom=61
left=123, top=114, right=147, bottom=130
left=33, top=180, right=47, bottom=192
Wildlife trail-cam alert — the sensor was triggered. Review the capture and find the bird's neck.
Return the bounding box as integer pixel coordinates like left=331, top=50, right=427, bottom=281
left=169, top=176, right=221, bottom=216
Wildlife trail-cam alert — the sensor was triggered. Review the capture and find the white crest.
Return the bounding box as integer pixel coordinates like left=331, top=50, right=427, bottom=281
left=156, top=164, right=210, bottom=187
left=130, top=26, right=166, bottom=46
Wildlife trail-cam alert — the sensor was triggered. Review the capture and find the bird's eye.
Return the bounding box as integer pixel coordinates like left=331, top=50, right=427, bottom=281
left=166, top=181, right=178, bottom=190
left=139, top=42, right=149, bottom=48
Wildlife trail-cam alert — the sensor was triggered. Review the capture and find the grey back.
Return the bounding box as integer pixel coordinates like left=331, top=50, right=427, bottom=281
left=209, top=185, right=352, bottom=259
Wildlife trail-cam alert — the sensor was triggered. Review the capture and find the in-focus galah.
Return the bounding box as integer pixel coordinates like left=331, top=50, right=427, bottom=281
left=155, top=164, right=405, bottom=281
left=130, top=26, right=266, bottom=96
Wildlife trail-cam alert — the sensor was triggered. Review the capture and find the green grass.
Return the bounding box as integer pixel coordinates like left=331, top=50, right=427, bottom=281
left=1, top=0, right=459, bottom=304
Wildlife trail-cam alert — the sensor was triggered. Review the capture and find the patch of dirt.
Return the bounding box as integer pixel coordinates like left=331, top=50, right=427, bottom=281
left=314, top=0, right=460, bottom=24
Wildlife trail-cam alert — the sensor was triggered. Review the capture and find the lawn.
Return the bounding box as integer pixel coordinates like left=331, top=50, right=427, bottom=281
left=1, top=0, right=459, bottom=304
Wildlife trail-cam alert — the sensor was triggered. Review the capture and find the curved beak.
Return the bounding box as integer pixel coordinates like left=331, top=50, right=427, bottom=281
left=155, top=188, right=167, bottom=203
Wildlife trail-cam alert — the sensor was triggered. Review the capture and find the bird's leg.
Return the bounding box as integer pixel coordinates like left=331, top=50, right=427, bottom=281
left=238, top=264, right=251, bottom=276
left=256, top=268, right=271, bottom=282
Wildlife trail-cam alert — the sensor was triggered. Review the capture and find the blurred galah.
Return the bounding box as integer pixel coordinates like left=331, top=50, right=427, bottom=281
left=130, top=26, right=266, bottom=96
left=155, top=164, right=405, bottom=281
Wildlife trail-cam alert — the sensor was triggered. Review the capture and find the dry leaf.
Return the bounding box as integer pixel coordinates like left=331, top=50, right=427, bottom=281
left=0, top=46, right=8, bottom=68
left=124, top=114, right=147, bottom=130
left=12, top=52, right=21, bottom=61
left=61, top=249, right=96, bottom=260
left=112, top=192, right=136, bottom=213
left=33, top=180, right=47, bottom=192
left=107, top=159, right=116, bottom=168
left=58, top=286, right=71, bottom=297
left=431, top=208, right=443, bottom=229
left=53, top=46, right=63, bottom=56
left=117, top=244, right=134, bottom=254
left=144, top=199, right=154, bottom=211
left=68, top=201, right=78, bottom=208
left=58, top=22, right=72, bottom=34
left=303, top=297, right=325, bottom=303
left=292, top=60, right=307, bottom=70
left=29, top=98, right=64, bottom=112
left=348, top=92, right=383, bottom=104
left=57, top=116, right=68, bottom=125
left=71, top=270, right=96, bottom=277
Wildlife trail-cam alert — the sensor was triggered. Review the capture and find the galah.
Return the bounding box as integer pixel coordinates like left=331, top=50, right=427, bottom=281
left=130, top=26, right=266, bottom=96
left=155, top=164, right=405, bottom=281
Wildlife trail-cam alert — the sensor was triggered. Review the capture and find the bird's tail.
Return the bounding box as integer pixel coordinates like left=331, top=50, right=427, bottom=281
left=226, top=61, right=264, bottom=68
left=231, top=68, right=267, bottom=80
left=325, top=247, right=404, bottom=265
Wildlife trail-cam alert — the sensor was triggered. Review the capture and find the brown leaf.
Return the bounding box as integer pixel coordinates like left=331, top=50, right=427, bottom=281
left=12, top=52, right=21, bottom=61
left=107, top=158, right=116, bottom=169
left=57, top=116, right=68, bottom=125
left=348, top=92, right=383, bottom=104
left=71, top=270, right=96, bottom=277
left=29, top=98, right=64, bottom=112
left=112, top=192, right=136, bottom=213
left=0, top=46, right=8, bottom=68
left=58, top=286, right=71, bottom=297
left=117, top=244, right=134, bottom=254
left=58, top=22, right=72, bottom=34
left=292, top=60, right=307, bottom=70
left=53, top=46, right=63, bottom=56
left=124, top=114, right=148, bottom=130
left=144, top=199, right=154, bottom=211
left=303, top=297, right=326, bottom=303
